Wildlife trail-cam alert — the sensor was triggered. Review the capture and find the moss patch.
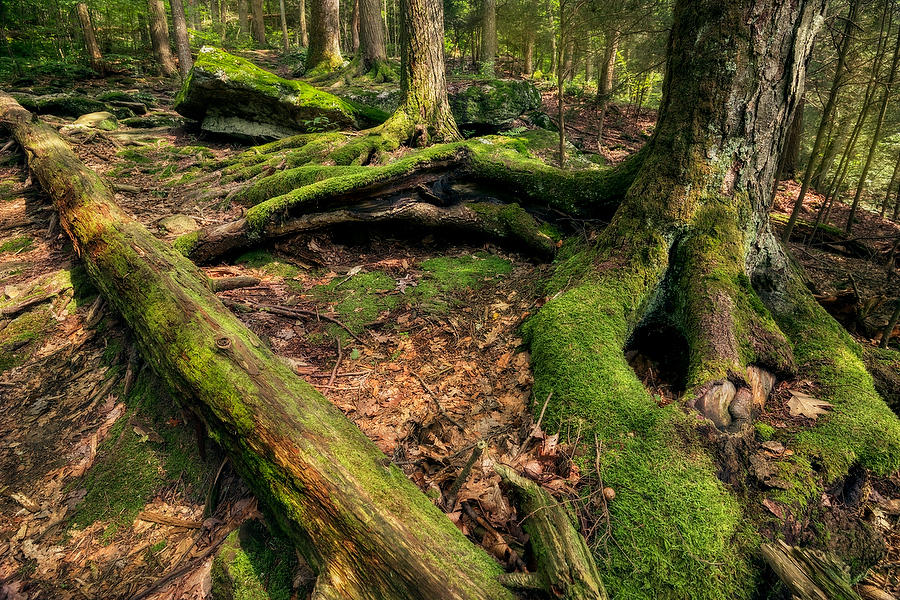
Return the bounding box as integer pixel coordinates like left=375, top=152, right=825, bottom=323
left=211, top=519, right=297, bottom=600
left=0, top=307, right=54, bottom=372
left=312, top=271, right=398, bottom=334
left=0, top=235, right=34, bottom=254
left=235, top=250, right=301, bottom=279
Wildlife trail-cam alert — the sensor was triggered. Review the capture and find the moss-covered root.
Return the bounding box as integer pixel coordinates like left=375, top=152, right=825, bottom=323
left=0, top=92, right=513, bottom=600
left=768, top=272, right=900, bottom=480
left=495, top=464, right=607, bottom=600
left=523, top=266, right=753, bottom=600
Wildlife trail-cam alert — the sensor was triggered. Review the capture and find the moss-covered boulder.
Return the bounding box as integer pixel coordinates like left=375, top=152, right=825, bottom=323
left=173, top=47, right=388, bottom=141
left=448, top=79, right=542, bottom=133
left=73, top=111, right=118, bottom=130
left=211, top=519, right=298, bottom=600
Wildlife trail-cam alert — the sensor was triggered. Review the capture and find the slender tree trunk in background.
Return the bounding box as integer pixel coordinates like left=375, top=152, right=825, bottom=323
left=810, top=112, right=848, bottom=190
left=351, top=0, right=360, bottom=52
left=480, top=0, right=497, bottom=76
left=846, top=20, right=900, bottom=233
left=557, top=19, right=565, bottom=167
left=216, top=0, right=225, bottom=36
left=359, top=0, right=388, bottom=76
left=547, top=0, right=556, bottom=75
left=894, top=180, right=900, bottom=221
left=596, top=29, right=618, bottom=147
left=299, top=0, right=308, bottom=45
left=238, top=0, right=250, bottom=38
left=76, top=3, right=104, bottom=74
left=883, top=150, right=900, bottom=218
left=778, top=96, right=803, bottom=180
left=306, top=0, right=343, bottom=71
left=279, top=0, right=291, bottom=51
left=382, top=0, right=459, bottom=144
left=138, top=13, right=150, bottom=47
left=148, top=0, right=178, bottom=76
left=188, top=0, right=200, bottom=29
left=563, top=38, right=574, bottom=81
left=523, top=29, right=534, bottom=75
left=250, top=0, right=266, bottom=45
left=783, top=0, right=858, bottom=241
left=171, top=0, right=193, bottom=75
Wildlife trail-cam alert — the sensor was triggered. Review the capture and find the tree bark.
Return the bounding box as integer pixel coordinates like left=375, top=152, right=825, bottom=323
left=783, top=0, right=858, bottom=241
left=778, top=96, right=803, bottom=180
left=480, top=0, right=497, bottom=76
left=299, top=0, right=308, bottom=46
left=251, top=0, right=266, bottom=46
left=381, top=0, right=459, bottom=144
left=359, top=0, right=388, bottom=76
left=846, top=18, right=900, bottom=233
left=523, top=29, right=534, bottom=76
left=596, top=29, right=618, bottom=147
left=0, top=91, right=518, bottom=600
left=238, top=0, right=250, bottom=38
left=306, top=0, right=343, bottom=71
left=76, top=3, right=104, bottom=75
left=351, top=0, right=360, bottom=52
left=148, top=0, right=178, bottom=76
left=279, top=0, right=291, bottom=51
left=171, top=0, right=193, bottom=76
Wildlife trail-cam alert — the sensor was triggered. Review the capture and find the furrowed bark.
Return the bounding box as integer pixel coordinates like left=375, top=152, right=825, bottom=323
left=76, top=3, right=104, bottom=75
left=0, top=92, right=516, bottom=600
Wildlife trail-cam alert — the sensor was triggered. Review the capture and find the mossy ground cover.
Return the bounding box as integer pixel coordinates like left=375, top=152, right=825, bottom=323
left=0, top=235, right=34, bottom=254
left=211, top=519, right=297, bottom=600
left=0, top=306, right=54, bottom=372
left=69, top=371, right=214, bottom=542
left=409, top=252, right=513, bottom=313
left=235, top=249, right=301, bottom=279
left=312, top=270, right=398, bottom=336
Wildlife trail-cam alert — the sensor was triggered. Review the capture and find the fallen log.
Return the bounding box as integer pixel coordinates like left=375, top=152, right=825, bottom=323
left=760, top=540, right=860, bottom=600
left=0, top=91, right=518, bottom=599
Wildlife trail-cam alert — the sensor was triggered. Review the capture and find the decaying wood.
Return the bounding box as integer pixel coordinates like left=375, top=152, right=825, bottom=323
left=495, top=464, right=608, bottom=600
left=760, top=540, right=860, bottom=600
left=0, top=91, right=521, bottom=600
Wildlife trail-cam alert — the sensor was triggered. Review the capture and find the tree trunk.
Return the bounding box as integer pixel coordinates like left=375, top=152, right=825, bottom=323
left=883, top=149, right=900, bottom=218
left=76, top=3, right=104, bottom=75
left=846, top=19, right=900, bottom=233
left=299, top=0, right=308, bottom=46
left=381, top=0, right=459, bottom=144
left=250, top=0, right=266, bottom=46
left=778, top=96, right=803, bottom=180
left=523, top=29, right=534, bottom=76
left=546, top=0, right=556, bottom=75
left=359, top=0, right=388, bottom=77
left=148, top=0, right=178, bottom=76
left=596, top=29, right=618, bottom=147
left=480, top=0, right=497, bottom=76
left=0, top=91, right=517, bottom=600
left=279, top=0, right=291, bottom=51
left=306, top=0, right=343, bottom=71
left=782, top=0, right=858, bottom=241
left=171, top=0, right=193, bottom=76
left=238, top=0, right=250, bottom=38
left=810, top=111, right=848, bottom=191
left=351, top=0, right=360, bottom=52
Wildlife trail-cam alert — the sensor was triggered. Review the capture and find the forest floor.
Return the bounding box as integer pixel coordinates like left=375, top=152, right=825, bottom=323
left=1, top=57, right=899, bottom=599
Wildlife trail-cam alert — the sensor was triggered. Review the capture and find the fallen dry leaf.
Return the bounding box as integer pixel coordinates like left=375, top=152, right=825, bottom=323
left=786, top=390, right=832, bottom=420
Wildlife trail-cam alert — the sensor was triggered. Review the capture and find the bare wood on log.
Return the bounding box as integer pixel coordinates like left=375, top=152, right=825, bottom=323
left=760, top=540, right=860, bottom=600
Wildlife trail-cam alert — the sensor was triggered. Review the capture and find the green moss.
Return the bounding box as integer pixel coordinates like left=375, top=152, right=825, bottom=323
left=419, top=252, right=512, bottom=292
left=773, top=276, right=900, bottom=480
left=232, top=165, right=367, bottom=207
left=173, top=230, right=200, bottom=256
left=118, top=148, right=152, bottom=164
left=211, top=519, right=296, bottom=600
left=754, top=422, right=776, bottom=441
left=0, top=307, right=54, bottom=371
left=0, top=235, right=34, bottom=254
left=523, top=262, right=753, bottom=599
left=235, top=250, right=300, bottom=279
left=769, top=455, right=819, bottom=510
left=312, top=271, right=398, bottom=334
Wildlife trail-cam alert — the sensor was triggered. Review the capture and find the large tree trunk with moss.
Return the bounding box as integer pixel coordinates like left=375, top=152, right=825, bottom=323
left=359, top=0, right=389, bottom=78
left=148, top=0, right=178, bottom=76
left=306, top=0, right=343, bottom=72
left=76, top=3, right=104, bottom=75
left=171, top=0, right=193, bottom=76
left=381, top=0, right=459, bottom=144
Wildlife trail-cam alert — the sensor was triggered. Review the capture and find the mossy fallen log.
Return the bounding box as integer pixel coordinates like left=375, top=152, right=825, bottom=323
left=174, top=47, right=388, bottom=141
left=0, top=91, right=519, bottom=600
left=760, top=540, right=861, bottom=600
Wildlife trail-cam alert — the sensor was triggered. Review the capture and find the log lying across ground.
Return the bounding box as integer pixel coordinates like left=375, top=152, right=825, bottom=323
left=0, top=93, right=611, bottom=599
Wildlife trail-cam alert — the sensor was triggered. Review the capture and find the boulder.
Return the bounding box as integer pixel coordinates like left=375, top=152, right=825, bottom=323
left=73, top=111, right=118, bottom=131
left=448, top=79, right=542, bottom=133
left=11, top=93, right=107, bottom=118
left=174, top=47, right=387, bottom=141
left=157, top=214, right=198, bottom=235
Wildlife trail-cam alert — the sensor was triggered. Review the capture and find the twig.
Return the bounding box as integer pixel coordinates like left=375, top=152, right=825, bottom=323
left=328, top=337, right=343, bottom=387
left=221, top=298, right=368, bottom=347
left=413, top=372, right=464, bottom=430
left=444, top=441, right=486, bottom=509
